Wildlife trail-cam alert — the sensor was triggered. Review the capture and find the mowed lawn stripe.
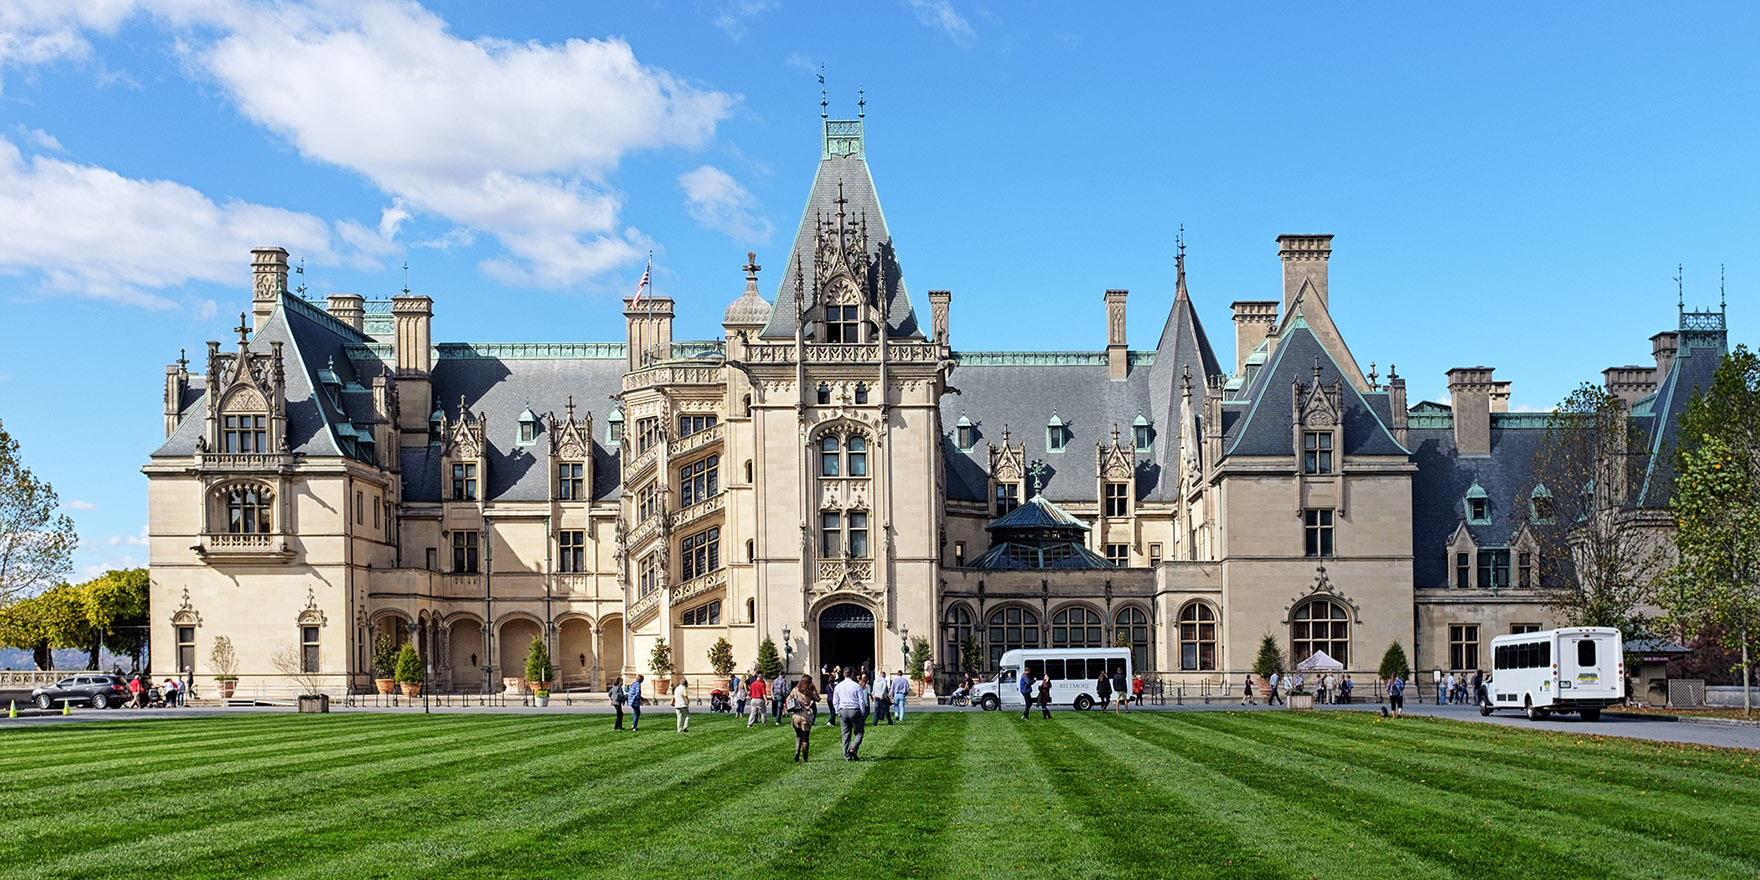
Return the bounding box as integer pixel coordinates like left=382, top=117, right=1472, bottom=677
left=1236, top=714, right=1760, bottom=875
left=7, top=717, right=668, bottom=879
left=1134, top=713, right=1669, bottom=879
left=1026, top=719, right=1289, bottom=880
left=272, top=716, right=783, bottom=880
left=1072, top=718, right=1445, bottom=880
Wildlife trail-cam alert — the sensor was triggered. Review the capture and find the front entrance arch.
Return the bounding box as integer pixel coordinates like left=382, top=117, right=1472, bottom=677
left=817, top=602, right=876, bottom=676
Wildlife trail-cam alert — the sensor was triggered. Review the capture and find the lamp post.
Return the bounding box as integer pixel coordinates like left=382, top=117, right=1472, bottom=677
left=782, top=624, right=792, bottom=675
left=901, top=624, right=910, bottom=672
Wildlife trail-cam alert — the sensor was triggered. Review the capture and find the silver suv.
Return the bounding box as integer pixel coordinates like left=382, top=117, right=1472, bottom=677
left=31, top=674, right=131, bottom=710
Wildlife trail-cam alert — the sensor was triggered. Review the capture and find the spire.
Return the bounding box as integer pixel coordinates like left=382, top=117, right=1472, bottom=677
left=1174, top=224, right=1188, bottom=301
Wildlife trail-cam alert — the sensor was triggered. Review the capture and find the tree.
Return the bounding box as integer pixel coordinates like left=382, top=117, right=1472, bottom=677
left=0, top=418, right=78, bottom=606
left=755, top=636, right=783, bottom=680
left=649, top=638, right=673, bottom=678
left=959, top=637, right=983, bottom=676
left=524, top=637, right=552, bottom=687
left=1251, top=634, right=1285, bottom=679
left=0, top=595, right=51, bottom=669
left=706, top=636, right=735, bottom=678
left=1378, top=641, right=1411, bottom=682
left=394, top=643, right=424, bottom=684
left=1517, top=383, right=1667, bottom=644
left=34, top=583, right=98, bottom=669
left=79, top=569, right=149, bottom=670
left=371, top=633, right=398, bottom=680
left=1664, top=348, right=1760, bottom=716
left=1113, top=628, right=1133, bottom=649
left=209, top=635, right=240, bottom=681
left=269, top=644, right=327, bottom=696
left=908, top=637, right=931, bottom=681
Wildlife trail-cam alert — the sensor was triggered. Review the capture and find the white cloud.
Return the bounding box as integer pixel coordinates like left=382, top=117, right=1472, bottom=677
left=0, top=0, right=138, bottom=91
left=715, top=0, right=776, bottom=39
left=416, top=226, right=476, bottom=251
left=678, top=165, right=773, bottom=244
left=0, top=135, right=337, bottom=306
left=63, top=499, right=96, bottom=510
left=190, top=1, right=738, bottom=289
left=195, top=298, right=217, bottom=320
left=103, top=525, right=149, bottom=547
left=905, top=0, right=974, bottom=44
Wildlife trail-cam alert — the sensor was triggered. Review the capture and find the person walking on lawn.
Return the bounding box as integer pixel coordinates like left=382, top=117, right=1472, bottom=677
left=833, top=668, right=866, bottom=761
left=771, top=671, right=789, bottom=724
left=609, top=676, right=626, bottom=730
left=1387, top=674, right=1406, bottom=717
left=891, top=670, right=910, bottom=722
left=1095, top=670, right=1113, bottom=710
left=787, top=676, right=817, bottom=762
left=673, top=676, right=691, bottom=732
left=1112, top=667, right=1128, bottom=714
left=747, top=674, right=770, bottom=726
left=627, top=675, right=644, bottom=730
left=1131, top=674, right=1145, bottom=706
left=1037, top=672, right=1053, bottom=719
left=872, top=670, right=892, bottom=724
left=1267, top=671, right=1284, bottom=706
left=1241, top=674, right=1257, bottom=706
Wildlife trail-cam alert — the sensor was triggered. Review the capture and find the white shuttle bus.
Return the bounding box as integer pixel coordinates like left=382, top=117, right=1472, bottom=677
left=1482, top=626, right=1624, bottom=721
left=971, top=647, right=1132, bottom=711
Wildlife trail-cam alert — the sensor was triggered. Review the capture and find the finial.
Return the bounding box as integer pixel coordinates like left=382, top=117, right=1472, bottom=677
left=835, top=180, right=848, bottom=218
left=1676, top=263, right=1684, bottom=311
left=744, top=251, right=761, bottom=281
left=1176, top=223, right=1186, bottom=267
left=294, top=257, right=306, bottom=296
left=858, top=85, right=866, bottom=118
left=1312, top=355, right=1322, bottom=383
left=819, top=65, right=827, bottom=119
left=1368, top=362, right=1379, bottom=389
left=1390, top=363, right=1398, bottom=379
left=178, top=348, right=188, bottom=370
left=1001, top=423, right=1011, bottom=445
left=566, top=395, right=576, bottom=422
left=794, top=256, right=805, bottom=315
left=235, top=313, right=250, bottom=346
left=402, top=260, right=411, bottom=296
left=1027, top=459, right=1048, bottom=497
left=459, top=395, right=467, bottom=418
left=1111, top=423, right=1121, bottom=446
left=1721, top=263, right=1726, bottom=309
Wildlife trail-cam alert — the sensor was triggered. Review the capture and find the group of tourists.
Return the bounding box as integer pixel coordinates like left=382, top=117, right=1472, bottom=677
left=1440, top=670, right=1485, bottom=705
left=1237, top=671, right=1356, bottom=706
left=121, top=672, right=188, bottom=708
left=1018, top=667, right=1135, bottom=718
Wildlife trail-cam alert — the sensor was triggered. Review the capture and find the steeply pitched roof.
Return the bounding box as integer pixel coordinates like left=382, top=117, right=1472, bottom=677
left=1223, top=320, right=1407, bottom=458
left=1635, top=320, right=1726, bottom=507
left=761, top=122, right=920, bottom=340
left=1146, top=279, right=1225, bottom=499
left=1407, top=424, right=1546, bottom=587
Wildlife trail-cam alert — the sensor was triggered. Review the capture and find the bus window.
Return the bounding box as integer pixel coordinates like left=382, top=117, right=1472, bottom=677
left=1087, top=659, right=1108, bottom=679
left=1025, top=660, right=1044, bottom=681
left=1542, top=642, right=1551, bottom=667
left=1577, top=639, right=1595, bottom=666
left=1045, top=659, right=1065, bottom=680
left=1000, top=669, right=1017, bottom=686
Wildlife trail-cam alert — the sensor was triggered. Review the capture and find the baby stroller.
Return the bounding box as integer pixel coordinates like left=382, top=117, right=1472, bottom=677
left=709, top=689, right=730, bottom=713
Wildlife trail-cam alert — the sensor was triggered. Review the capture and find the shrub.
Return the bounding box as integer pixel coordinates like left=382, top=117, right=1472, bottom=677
left=524, top=637, right=551, bottom=685
left=1378, top=641, right=1412, bottom=682
left=959, top=637, right=982, bottom=676
left=755, top=636, right=783, bottom=680
left=707, top=637, right=736, bottom=678
left=1251, top=634, right=1286, bottom=679
left=649, top=638, right=673, bottom=678
left=908, top=637, right=931, bottom=680
left=209, top=635, right=240, bottom=681
left=394, top=643, right=424, bottom=684
left=372, top=634, right=398, bottom=679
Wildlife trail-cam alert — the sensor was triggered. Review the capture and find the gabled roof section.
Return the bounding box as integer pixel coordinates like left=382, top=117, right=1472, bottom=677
left=1147, top=264, right=1226, bottom=499
left=986, top=494, right=1090, bottom=533
left=1636, top=307, right=1728, bottom=507
left=1271, top=298, right=1368, bottom=390
left=761, top=118, right=920, bottom=339
left=1224, top=323, right=1407, bottom=458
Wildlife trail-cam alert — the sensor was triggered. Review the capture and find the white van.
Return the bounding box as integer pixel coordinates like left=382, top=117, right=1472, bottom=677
left=970, top=647, right=1133, bottom=711
left=1482, top=627, right=1624, bottom=721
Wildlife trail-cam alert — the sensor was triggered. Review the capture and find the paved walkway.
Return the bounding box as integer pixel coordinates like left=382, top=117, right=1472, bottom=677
left=6, top=696, right=1758, bottom=750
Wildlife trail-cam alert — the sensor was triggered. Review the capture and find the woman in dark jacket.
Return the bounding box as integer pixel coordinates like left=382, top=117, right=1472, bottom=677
left=1095, top=672, right=1113, bottom=708
left=608, top=676, right=626, bottom=729
left=1037, top=674, right=1053, bottom=719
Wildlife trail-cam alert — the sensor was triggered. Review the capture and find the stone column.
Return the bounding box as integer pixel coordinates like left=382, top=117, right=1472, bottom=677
left=590, top=624, right=603, bottom=690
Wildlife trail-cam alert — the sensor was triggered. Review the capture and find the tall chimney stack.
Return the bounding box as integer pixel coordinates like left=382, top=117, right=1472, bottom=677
left=392, top=295, right=433, bottom=441
left=1230, top=301, right=1278, bottom=374
left=250, top=247, right=289, bottom=332
left=1276, top=234, right=1333, bottom=317
left=1105, top=289, right=1129, bottom=380
left=327, top=294, right=365, bottom=331
left=1652, top=331, right=1679, bottom=378
left=1446, top=367, right=1497, bottom=457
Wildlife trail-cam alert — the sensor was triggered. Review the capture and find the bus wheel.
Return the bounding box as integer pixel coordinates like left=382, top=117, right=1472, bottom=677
left=1525, top=698, right=1545, bottom=721
left=1581, top=708, right=1601, bottom=722
left=981, top=694, right=999, bottom=712
left=1479, top=703, right=1492, bottom=717
left=1074, top=695, right=1092, bottom=711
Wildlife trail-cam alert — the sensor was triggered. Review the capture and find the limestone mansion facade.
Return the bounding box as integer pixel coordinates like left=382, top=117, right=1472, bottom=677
left=144, top=116, right=1725, bottom=696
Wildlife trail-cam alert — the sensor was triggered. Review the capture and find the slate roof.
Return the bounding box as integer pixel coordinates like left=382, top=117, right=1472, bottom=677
left=986, top=494, right=1091, bottom=533
left=760, top=152, right=921, bottom=340
left=1146, top=281, right=1227, bottom=500
left=939, top=357, right=1160, bottom=504
left=1407, top=422, right=1546, bottom=587
left=1223, top=319, right=1407, bottom=458
left=1635, top=327, right=1725, bottom=507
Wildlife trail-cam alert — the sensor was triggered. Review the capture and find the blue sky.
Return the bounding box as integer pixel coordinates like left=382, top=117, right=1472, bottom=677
left=0, top=1, right=1755, bottom=579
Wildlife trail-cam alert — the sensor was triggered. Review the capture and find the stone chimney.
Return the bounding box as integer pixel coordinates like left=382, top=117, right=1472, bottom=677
left=1230, top=301, right=1278, bottom=374
left=163, top=352, right=189, bottom=439
left=1652, top=331, right=1678, bottom=378
left=1387, top=368, right=1408, bottom=448
left=625, top=296, right=676, bottom=373
left=327, top=294, right=365, bottom=331
left=391, top=295, right=433, bottom=440
left=1105, top=289, right=1129, bottom=380
left=928, top=290, right=951, bottom=349
left=1277, top=234, right=1333, bottom=316
left=1446, top=367, right=1497, bottom=457
left=250, top=247, right=289, bottom=332
left=1602, top=366, right=1658, bottom=410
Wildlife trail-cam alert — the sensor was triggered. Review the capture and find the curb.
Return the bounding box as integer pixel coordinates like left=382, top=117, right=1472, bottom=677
left=1607, top=711, right=1760, bottom=728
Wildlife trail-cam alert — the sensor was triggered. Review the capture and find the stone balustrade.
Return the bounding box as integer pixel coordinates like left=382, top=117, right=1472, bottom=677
left=673, top=422, right=724, bottom=458
left=669, top=493, right=725, bottom=532
left=670, top=568, right=726, bottom=605
left=199, top=532, right=293, bottom=560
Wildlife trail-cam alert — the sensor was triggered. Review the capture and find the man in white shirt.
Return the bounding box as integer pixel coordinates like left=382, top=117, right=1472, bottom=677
left=1267, top=671, right=1284, bottom=706
left=832, top=668, right=866, bottom=760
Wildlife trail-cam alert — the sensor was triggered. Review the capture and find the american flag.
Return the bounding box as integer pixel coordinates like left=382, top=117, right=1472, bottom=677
left=632, top=256, right=651, bottom=304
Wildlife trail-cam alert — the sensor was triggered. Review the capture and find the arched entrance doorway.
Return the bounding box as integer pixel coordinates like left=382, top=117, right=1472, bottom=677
left=499, top=617, right=543, bottom=691
left=817, top=602, right=876, bottom=675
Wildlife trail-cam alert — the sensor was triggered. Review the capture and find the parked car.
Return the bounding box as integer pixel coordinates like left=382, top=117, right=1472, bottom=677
left=31, top=674, right=131, bottom=710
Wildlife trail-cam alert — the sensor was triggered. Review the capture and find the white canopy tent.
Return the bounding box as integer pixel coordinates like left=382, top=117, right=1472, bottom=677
left=1295, top=650, right=1345, bottom=672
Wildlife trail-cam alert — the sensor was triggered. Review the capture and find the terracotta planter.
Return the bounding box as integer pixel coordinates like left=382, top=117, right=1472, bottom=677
left=503, top=677, right=526, bottom=695
left=532, top=680, right=553, bottom=693
left=375, top=678, right=396, bottom=695
left=217, top=679, right=237, bottom=699
left=400, top=682, right=422, bottom=698
left=654, top=677, right=671, bottom=695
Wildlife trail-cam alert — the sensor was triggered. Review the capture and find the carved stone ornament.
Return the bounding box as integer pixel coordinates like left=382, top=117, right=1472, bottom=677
left=296, top=587, right=327, bottom=627
left=170, top=587, right=202, bottom=627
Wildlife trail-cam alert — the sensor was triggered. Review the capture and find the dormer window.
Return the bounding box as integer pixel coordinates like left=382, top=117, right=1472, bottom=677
left=955, top=415, right=976, bottom=452
left=1132, top=415, right=1152, bottom=452
left=452, top=463, right=478, bottom=501
left=854, top=382, right=869, bottom=405
left=825, top=305, right=859, bottom=342
left=817, top=383, right=831, bottom=405
left=1303, top=431, right=1333, bottom=475
left=1530, top=484, right=1554, bottom=523
left=429, top=408, right=443, bottom=446
left=606, top=408, right=624, bottom=444
left=1046, top=413, right=1069, bottom=453
left=222, top=414, right=266, bottom=453
left=1465, top=482, right=1489, bottom=525
left=517, top=407, right=540, bottom=445
left=678, top=415, right=717, bottom=437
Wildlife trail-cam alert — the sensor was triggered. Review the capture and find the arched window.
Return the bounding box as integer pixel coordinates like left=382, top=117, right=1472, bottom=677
left=745, top=597, right=755, bottom=622
left=1291, top=599, right=1349, bottom=666
left=944, top=606, right=974, bottom=670
left=1177, top=603, right=1214, bottom=671
left=820, top=436, right=841, bottom=477
left=1119, top=606, right=1152, bottom=672
left=847, top=436, right=867, bottom=476
left=816, top=383, right=831, bottom=405
left=745, top=459, right=754, bottom=483
left=1051, top=606, right=1103, bottom=648
left=987, top=606, right=1040, bottom=667
left=225, top=485, right=273, bottom=534
left=854, top=382, right=869, bottom=404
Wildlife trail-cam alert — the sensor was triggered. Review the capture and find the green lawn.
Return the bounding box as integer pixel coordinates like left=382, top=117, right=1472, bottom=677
left=1, top=710, right=1757, bottom=879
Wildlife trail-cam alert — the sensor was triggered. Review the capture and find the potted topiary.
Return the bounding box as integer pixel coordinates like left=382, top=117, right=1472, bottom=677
left=372, top=633, right=398, bottom=695
left=394, top=642, right=424, bottom=698
left=650, top=638, right=674, bottom=695
left=525, top=637, right=552, bottom=707
left=210, top=635, right=240, bottom=699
